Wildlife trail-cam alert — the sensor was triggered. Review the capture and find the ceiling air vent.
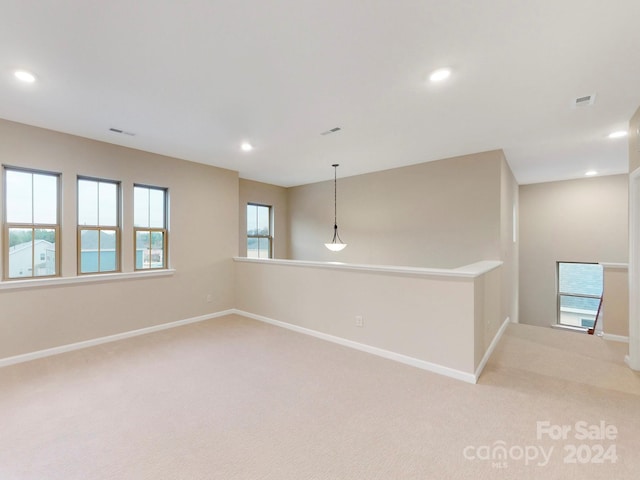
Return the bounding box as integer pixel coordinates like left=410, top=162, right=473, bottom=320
left=109, top=127, right=136, bottom=136
left=321, top=127, right=342, bottom=136
left=573, top=93, right=596, bottom=108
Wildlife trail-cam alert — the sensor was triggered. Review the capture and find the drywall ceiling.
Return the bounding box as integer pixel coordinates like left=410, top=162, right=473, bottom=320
left=1, top=0, right=639, bottom=186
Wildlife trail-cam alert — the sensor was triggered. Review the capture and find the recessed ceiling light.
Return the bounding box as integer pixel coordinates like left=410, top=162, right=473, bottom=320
left=241, top=142, right=253, bottom=152
left=14, top=70, right=36, bottom=83
left=585, top=170, right=598, bottom=176
left=608, top=130, right=627, bottom=139
left=429, top=67, right=451, bottom=83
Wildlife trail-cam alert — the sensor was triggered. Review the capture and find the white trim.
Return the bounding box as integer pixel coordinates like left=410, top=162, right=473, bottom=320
left=1, top=307, right=503, bottom=385
left=599, top=262, right=628, bottom=270
left=232, top=309, right=477, bottom=384
left=601, top=333, right=630, bottom=343
left=0, top=309, right=234, bottom=368
left=233, top=257, right=502, bottom=279
left=0, top=268, right=176, bottom=292
left=629, top=167, right=640, bottom=370
left=474, top=316, right=511, bottom=382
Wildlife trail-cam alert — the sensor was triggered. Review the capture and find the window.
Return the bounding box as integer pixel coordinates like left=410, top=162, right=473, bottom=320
left=78, top=177, right=121, bottom=274
left=3, top=166, right=60, bottom=279
left=247, top=204, right=272, bottom=258
left=557, top=262, right=603, bottom=329
left=134, top=185, right=168, bottom=270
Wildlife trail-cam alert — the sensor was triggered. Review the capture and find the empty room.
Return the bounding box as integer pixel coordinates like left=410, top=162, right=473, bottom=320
left=1, top=1, right=640, bottom=478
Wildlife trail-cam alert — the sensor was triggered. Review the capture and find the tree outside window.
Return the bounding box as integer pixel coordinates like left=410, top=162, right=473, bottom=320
left=247, top=204, right=272, bottom=258
left=4, top=167, right=60, bottom=279
left=134, top=185, right=168, bottom=269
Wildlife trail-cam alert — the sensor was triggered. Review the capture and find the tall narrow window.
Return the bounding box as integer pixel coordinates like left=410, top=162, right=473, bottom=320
left=3, top=166, right=60, bottom=279
left=557, top=262, right=603, bottom=329
left=78, top=177, right=120, bottom=274
left=134, top=185, right=168, bottom=270
left=247, top=204, right=272, bottom=258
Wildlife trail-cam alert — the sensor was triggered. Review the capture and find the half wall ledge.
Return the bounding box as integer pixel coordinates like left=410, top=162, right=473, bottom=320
left=233, top=257, right=502, bottom=279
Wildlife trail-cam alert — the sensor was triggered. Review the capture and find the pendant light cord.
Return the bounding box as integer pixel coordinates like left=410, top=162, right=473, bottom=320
left=325, top=163, right=346, bottom=250
left=333, top=164, right=338, bottom=228
left=331, top=164, right=342, bottom=243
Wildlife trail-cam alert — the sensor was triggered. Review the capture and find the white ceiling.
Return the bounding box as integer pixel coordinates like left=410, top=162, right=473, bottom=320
left=1, top=0, right=639, bottom=187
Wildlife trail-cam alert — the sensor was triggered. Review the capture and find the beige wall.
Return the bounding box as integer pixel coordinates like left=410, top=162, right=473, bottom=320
left=286, top=150, right=517, bottom=329
left=519, top=175, right=628, bottom=327
left=602, top=266, right=629, bottom=337
left=474, top=266, right=502, bottom=367
left=0, top=119, right=238, bottom=358
left=287, top=150, right=504, bottom=269
left=238, top=179, right=289, bottom=259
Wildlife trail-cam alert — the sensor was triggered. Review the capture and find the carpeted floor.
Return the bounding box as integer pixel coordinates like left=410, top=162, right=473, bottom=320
left=0, top=315, right=638, bottom=479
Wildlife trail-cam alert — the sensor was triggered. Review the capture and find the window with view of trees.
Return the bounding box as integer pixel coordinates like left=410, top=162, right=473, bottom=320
left=77, top=177, right=121, bottom=274
left=3, top=166, right=60, bottom=279
left=134, top=185, right=167, bottom=270
left=247, top=204, right=272, bottom=258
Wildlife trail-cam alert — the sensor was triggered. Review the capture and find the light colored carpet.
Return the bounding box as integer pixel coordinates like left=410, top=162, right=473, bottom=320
left=0, top=315, right=638, bottom=479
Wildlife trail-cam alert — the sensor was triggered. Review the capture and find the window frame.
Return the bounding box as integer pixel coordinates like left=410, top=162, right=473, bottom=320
left=3, top=165, right=61, bottom=280
left=76, top=175, right=122, bottom=275
left=556, top=261, right=603, bottom=329
left=246, top=203, right=273, bottom=259
left=133, top=184, right=168, bottom=271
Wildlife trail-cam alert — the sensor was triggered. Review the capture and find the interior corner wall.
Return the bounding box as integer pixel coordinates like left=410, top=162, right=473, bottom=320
left=602, top=266, right=629, bottom=337
left=287, top=151, right=504, bottom=269
left=628, top=106, right=640, bottom=369
left=500, top=156, right=519, bottom=324
left=238, top=179, right=289, bottom=259
left=519, top=175, right=629, bottom=328
left=0, top=119, right=238, bottom=359
left=629, top=107, right=640, bottom=173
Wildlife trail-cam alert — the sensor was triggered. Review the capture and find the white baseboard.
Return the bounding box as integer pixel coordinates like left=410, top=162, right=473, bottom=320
left=0, top=309, right=236, bottom=369
left=474, top=316, right=511, bottom=382
left=2, top=308, right=506, bottom=386
left=232, top=309, right=478, bottom=384
left=601, top=333, right=630, bottom=343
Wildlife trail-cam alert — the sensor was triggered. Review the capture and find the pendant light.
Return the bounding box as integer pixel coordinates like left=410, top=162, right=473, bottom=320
left=325, top=164, right=347, bottom=252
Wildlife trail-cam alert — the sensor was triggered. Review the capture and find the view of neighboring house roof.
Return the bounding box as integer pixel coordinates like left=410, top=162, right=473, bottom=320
left=8, top=240, right=54, bottom=254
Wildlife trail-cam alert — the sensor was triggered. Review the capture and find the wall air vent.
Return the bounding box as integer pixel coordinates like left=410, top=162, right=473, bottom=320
left=573, top=93, right=596, bottom=108
left=321, top=127, right=342, bottom=136
left=109, top=127, right=136, bottom=136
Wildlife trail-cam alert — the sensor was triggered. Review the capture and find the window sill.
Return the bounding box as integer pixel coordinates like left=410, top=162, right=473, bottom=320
left=0, top=269, right=175, bottom=292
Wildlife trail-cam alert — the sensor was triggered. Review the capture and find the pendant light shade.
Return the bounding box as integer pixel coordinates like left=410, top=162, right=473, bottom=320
left=325, top=164, right=347, bottom=252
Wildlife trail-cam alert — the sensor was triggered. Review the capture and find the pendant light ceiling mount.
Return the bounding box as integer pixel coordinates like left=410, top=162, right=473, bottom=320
left=325, top=163, right=347, bottom=252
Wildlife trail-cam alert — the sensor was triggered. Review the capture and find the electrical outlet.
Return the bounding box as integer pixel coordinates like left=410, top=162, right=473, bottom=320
left=206, top=294, right=212, bottom=303
left=355, top=315, right=364, bottom=327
